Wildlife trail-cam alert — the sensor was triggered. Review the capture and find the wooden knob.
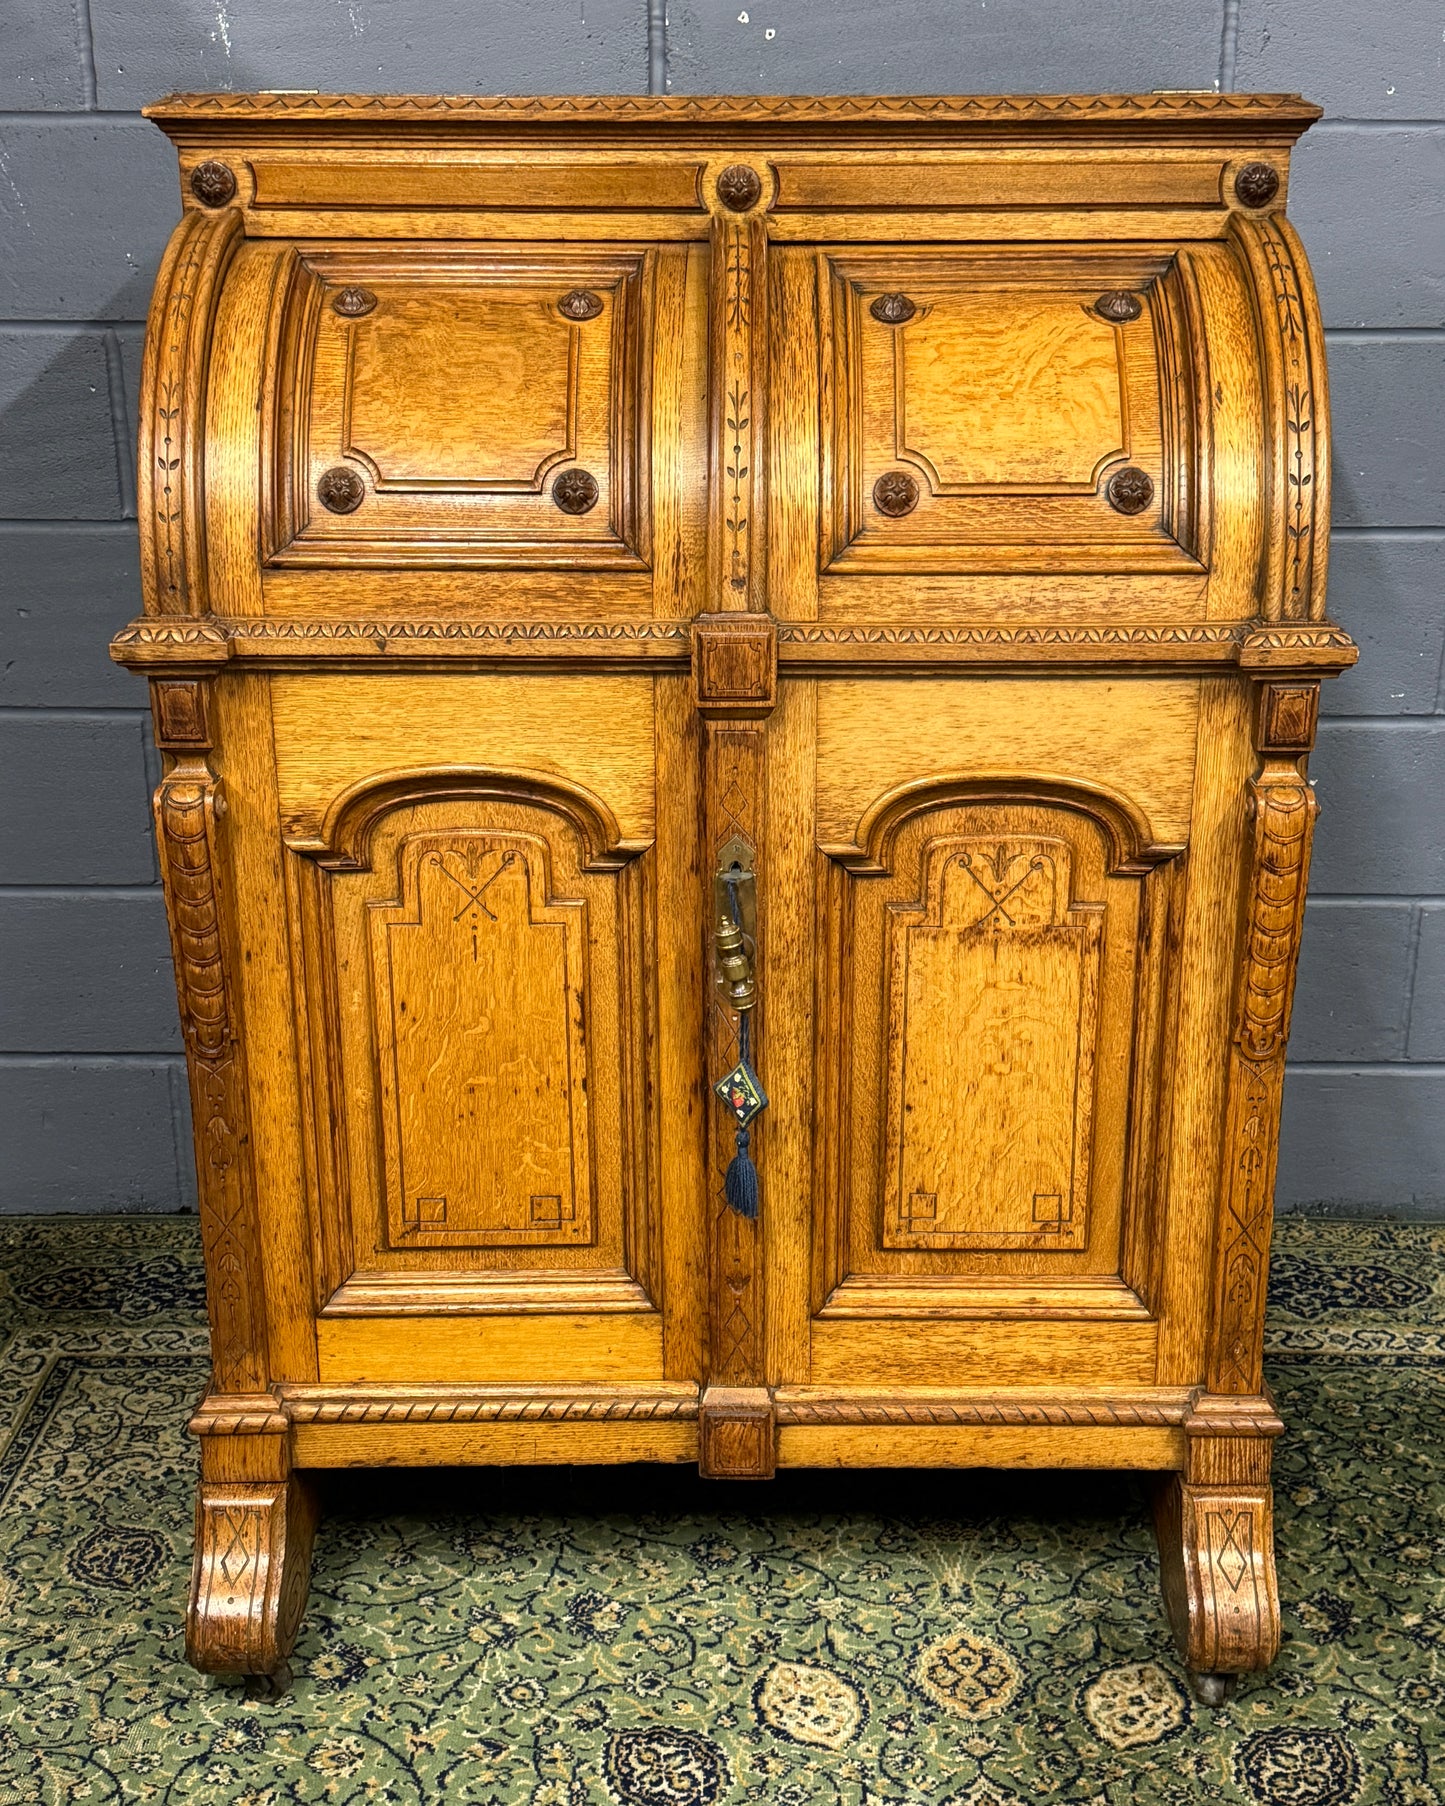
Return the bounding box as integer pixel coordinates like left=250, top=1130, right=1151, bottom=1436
left=317, top=467, right=365, bottom=514
left=189, top=161, right=236, bottom=207
left=716, top=165, right=763, bottom=212
left=332, top=287, right=377, bottom=318
left=870, top=293, right=917, bottom=325
left=558, top=289, right=603, bottom=321
left=1235, top=163, right=1281, bottom=209
left=873, top=470, right=920, bottom=517
left=1106, top=467, right=1154, bottom=515
left=552, top=469, right=600, bottom=515
left=1094, top=291, right=1141, bottom=323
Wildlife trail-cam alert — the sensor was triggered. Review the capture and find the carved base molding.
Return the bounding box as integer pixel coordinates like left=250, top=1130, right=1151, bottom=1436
left=774, top=1389, right=1193, bottom=1427
left=187, top=1476, right=319, bottom=1682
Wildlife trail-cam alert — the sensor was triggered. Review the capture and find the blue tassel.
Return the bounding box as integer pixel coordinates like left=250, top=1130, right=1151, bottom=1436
left=725, top=1127, right=759, bottom=1218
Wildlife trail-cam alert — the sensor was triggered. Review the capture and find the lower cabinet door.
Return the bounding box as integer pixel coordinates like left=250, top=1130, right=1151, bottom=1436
left=777, top=674, right=1202, bottom=1396
left=273, top=671, right=703, bottom=1389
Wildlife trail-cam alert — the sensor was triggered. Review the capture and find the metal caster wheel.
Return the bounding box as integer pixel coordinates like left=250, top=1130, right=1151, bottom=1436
left=1188, top=1670, right=1236, bottom=1707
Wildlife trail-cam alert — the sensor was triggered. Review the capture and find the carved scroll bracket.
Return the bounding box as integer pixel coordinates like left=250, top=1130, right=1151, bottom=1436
left=152, top=681, right=268, bottom=1399
left=1209, top=737, right=1318, bottom=1399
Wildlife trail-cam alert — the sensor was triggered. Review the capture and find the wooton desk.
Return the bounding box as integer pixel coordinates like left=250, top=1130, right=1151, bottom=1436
left=113, top=92, right=1355, bottom=1698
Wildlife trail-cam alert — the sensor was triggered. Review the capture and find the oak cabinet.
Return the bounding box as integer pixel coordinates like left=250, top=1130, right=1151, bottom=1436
left=114, top=93, right=1354, bottom=1700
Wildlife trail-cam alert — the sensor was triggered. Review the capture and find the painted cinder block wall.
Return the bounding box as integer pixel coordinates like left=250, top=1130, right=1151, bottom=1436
left=2, top=1, right=1442, bottom=1214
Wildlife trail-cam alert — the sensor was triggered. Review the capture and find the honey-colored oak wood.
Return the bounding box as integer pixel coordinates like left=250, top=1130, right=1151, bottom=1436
left=114, top=92, right=1353, bottom=1688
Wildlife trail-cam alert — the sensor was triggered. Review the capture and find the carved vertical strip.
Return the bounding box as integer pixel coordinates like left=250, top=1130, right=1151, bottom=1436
left=1230, top=215, right=1327, bottom=624
left=698, top=167, right=776, bottom=1477
left=137, top=207, right=243, bottom=616
left=153, top=682, right=268, bottom=1395
left=708, top=207, right=769, bottom=615
left=1209, top=691, right=1317, bottom=1396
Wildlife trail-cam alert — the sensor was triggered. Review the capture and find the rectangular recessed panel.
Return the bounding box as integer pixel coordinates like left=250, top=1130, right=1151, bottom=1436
left=885, top=838, right=1099, bottom=1250
left=268, top=247, right=651, bottom=567
left=371, top=832, right=591, bottom=1249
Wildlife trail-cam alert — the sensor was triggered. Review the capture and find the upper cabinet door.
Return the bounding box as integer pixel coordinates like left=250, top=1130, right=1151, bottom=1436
left=819, top=251, right=1204, bottom=576
left=265, top=247, right=658, bottom=569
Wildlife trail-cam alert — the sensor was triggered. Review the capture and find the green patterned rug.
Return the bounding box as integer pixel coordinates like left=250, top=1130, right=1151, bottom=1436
left=0, top=1216, right=1441, bottom=1805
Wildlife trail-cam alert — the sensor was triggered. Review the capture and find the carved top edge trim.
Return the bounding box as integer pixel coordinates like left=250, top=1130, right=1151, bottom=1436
left=109, top=616, right=1360, bottom=672
left=147, top=91, right=1321, bottom=128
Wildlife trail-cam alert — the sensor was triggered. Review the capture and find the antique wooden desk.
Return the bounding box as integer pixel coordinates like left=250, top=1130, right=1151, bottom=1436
left=114, top=92, right=1354, bottom=1698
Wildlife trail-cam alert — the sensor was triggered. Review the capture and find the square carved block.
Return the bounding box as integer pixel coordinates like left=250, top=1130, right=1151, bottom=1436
left=692, top=614, right=777, bottom=718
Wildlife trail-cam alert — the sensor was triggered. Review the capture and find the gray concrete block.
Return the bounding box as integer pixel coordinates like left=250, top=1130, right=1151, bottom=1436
left=0, top=0, right=90, bottom=110
left=1288, top=902, right=1413, bottom=1061
left=1406, top=905, right=1445, bottom=1060
left=1278, top=1069, right=1445, bottom=1214
left=1329, top=339, right=1445, bottom=529
left=93, top=0, right=648, bottom=110
left=0, top=893, right=180, bottom=1053
left=0, top=715, right=156, bottom=884
left=0, top=1058, right=187, bottom=1212
left=1309, top=721, right=1445, bottom=896
left=0, top=526, right=142, bottom=707
left=0, top=332, right=127, bottom=520
left=0, top=121, right=180, bottom=322
left=1236, top=0, right=1445, bottom=121
left=1291, top=127, right=1445, bottom=329
left=1321, top=533, right=1445, bottom=717
left=666, top=0, right=1223, bottom=95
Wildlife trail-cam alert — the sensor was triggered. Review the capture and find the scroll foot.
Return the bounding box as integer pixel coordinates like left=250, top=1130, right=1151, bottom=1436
left=1153, top=1471, right=1280, bottom=1679
left=186, top=1476, right=318, bottom=1681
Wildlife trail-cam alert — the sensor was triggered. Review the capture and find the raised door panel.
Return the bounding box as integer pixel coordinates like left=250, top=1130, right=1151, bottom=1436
left=819, top=250, right=1204, bottom=575
left=796, top=679, right=1196, bottom=1390
left=271, top=671, right=699, bottom=1386
left=267, top=247, right=651, bottom=567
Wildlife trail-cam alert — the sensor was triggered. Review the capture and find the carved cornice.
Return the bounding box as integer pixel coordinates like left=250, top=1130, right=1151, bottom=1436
left=147, top=91, right=1321, bottom=128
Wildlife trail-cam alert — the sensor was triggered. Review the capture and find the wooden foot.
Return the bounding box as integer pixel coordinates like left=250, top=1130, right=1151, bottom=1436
left=1153, top=1473, right=1280, bottom=1677
left=699, top=1386, right=776, bottom=1479
left=186, top=1476, right=319, bottom=1681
